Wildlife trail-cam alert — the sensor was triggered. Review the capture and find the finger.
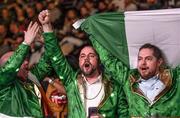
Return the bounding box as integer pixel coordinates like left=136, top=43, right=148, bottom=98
left=41, top=10, right=48, bottom=17
left=39, top=13, right=44, bottom=20
left=41, top=10, right=47, bottom=18
left=38, top=12, right=45, bottom=21
left=30, top=22, right=39, bottom=33
left=34, top=26, right=40, bottom=37
left=38, top=13, right=42, bottom=20
left=27, top=21, right=33, bottom=31
left=46, top=10, right=50, bottom=16
left=33, top=22, right=40, bottom=33
left=27, top=22, right=36, bottom=32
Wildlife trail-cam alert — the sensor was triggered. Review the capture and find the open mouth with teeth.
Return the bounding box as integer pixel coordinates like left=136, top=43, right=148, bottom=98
left=83, top=62, right=92, bottom=70
left=84, top=63, right=90, bottom=67
left=141, top=67, right=149, bottom=72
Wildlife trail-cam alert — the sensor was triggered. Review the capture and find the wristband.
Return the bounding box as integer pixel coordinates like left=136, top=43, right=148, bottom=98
left=22, top=41, right=29, bottom=45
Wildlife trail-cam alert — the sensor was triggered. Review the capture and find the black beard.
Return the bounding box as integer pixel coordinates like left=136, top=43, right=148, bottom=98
left=81, top=67, right=96, bottom=77
left=140, top=71, right=156, bottom=80
left=80, top=60, right=97, bottom=76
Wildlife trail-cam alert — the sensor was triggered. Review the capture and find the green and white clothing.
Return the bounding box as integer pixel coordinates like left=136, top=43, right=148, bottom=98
left=43, top=33, right=129, bottom=118
left=0, top=44, right=52, bottom=118
left=91, top=39, right=180, bottom=117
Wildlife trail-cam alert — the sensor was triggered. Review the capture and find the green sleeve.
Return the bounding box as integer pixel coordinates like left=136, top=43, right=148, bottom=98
left=0, top=44, right=29, bottom=85
left=172, top=66, right=180, bottom=81
left=117, top=86, right=129, bottom=118
left=91, top=39, right=129, bottom=85
left=30, top=52, right=53, bottom=82
left=43, top=32, right=76, bottom=85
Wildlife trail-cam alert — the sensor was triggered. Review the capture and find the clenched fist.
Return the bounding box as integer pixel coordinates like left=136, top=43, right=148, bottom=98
left=38, top=10, right=53, bottom=32
left=38, top=10, right=51, bottom=25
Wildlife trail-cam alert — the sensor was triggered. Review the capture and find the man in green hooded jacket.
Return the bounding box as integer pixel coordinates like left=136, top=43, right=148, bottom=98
left=91, top=39, right=180, bottom=117
left=38, top=10, right=129, bottom=118
left=0, top=22, right=53, bottom=118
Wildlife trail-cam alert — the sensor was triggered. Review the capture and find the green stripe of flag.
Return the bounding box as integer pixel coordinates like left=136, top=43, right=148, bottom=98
left=80, top=12, right=129, bottom=67
left=79, top=8, right=180, bottom=69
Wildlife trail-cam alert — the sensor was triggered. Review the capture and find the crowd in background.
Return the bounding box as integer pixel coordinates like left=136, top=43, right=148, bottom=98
left=1, top=0, right=180, bottom=69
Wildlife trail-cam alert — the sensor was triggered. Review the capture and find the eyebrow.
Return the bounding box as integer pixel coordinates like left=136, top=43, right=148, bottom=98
left=80, top=52, right=96, bottom=56
left=138, top=55, right=153, bottom=58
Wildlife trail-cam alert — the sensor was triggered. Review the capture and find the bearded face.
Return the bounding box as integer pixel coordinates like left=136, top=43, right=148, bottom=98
left=79, top=46, right=99, bottom=77
left=137, top=48, right=162, bottom=80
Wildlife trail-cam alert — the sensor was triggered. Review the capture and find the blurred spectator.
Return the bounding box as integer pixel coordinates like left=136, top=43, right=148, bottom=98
left=25, top=5, right=37, bottom=21
left=97, top=0, right=108, bottom=13
left=1, top=7, right=11, bottom=25
left=110, top=0, right=137, bottom=12
left=79, top=5, right=90, bottom=18
left=47, top=1, right=62, bottom=25
left=59, top=8, right=78, bottom=37
left=12, top=33, right=24, bottom=50
left=35, top=1, right=45, bottom=13
left=176, top=1, right=180, bottom=7
left=15, top=5, right=26, bottom=23
left=9, top=21, right=23, bottom=39
left=147, top=0, right=162, bottom=10
left=58, top=8, right=88, bottom=60
left=125, top=0, right=138, bottom=11
left=0, top=23, right=8, bottom=45
left=0, top=45, right=12, bottom=58
left=84, top=0, right=97, bottom=15
left=3, top=33, right=24, bottom=51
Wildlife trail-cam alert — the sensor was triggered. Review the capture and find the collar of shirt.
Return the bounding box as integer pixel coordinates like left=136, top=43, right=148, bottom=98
left=82, top=74, right=102, bottom=86
left=139, top=74, right=159, bottom=89
left=138, top=74, right=165, bottom=103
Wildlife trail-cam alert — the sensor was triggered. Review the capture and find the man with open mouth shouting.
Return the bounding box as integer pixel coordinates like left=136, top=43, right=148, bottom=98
left=38, top=9, right=129, bottom=118
left=79, top=46, right=99, bottom=77
left=92, top=40, right=180, bottom=117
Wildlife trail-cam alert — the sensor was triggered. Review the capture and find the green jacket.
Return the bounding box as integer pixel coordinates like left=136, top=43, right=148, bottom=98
left=43, top=33, right=129, bottom=118
left=0, top=44, right=52, bottom=118
left=92, top=39, right=180, bottom=117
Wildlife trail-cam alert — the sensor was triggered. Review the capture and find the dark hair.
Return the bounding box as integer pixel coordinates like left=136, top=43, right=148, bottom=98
left=78, top=44, right=102, bottom=71
left=139, top=43, right=164, bottom=60
left=79, top=44, right=100, bottom=60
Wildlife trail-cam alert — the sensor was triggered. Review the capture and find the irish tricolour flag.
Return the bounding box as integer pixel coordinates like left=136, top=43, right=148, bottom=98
left=74, top=8, right=180, bottom=69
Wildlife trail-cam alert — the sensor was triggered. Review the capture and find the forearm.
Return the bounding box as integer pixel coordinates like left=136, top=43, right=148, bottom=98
left=43, top=32, right=75, bottom=84
left=92, top=39, right=128, bottom=84
left=0, top=44, right=29, bottom=72
left=0, top=44, right=29, bottom=85
left=117, top=86, right=129, bottom=118
left=42, top=23, right=53, bottom=33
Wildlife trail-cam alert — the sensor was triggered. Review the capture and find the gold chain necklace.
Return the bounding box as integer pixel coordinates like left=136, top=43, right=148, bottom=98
left=82, top=77, right=103, bottom=100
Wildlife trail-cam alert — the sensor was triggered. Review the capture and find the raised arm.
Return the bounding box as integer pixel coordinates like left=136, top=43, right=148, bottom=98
left=0, top=22, right=39, bottom=85
left=38, top=10, right=76, bottom=85
left=91, top=39, right=129, bottom=85
left=116, top=85, right=129, bottom=117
